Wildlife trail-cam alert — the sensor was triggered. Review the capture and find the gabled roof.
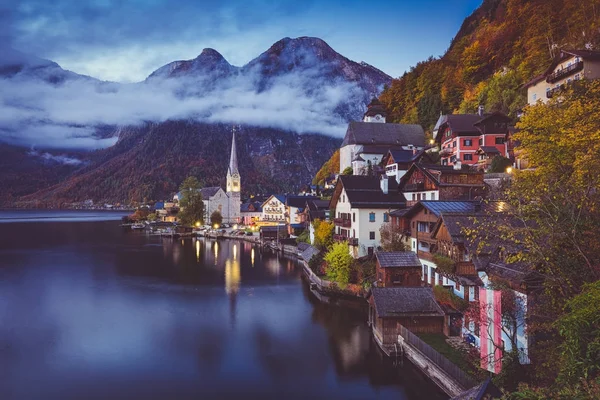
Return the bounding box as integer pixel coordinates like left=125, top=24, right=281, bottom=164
left=433, top=112, right=511, bottom=142
left=375, top=251, right=421, bottom=268
left=371, top=288, right=444, bottom=317
left=398, top=163, right=485, bottom=191
left=543, top=49, right=600, bottom=76
left=403, top=201, right=481, bottom=219
left=385, top=149, right=425, bottom=165
left=477, top=146, right=501, bottom=154
left=241, top=201, right=262, bottom=213
left=332, top=175, right=406, bottom=209
left=262, top=194, right=287, bottom=208
left=342, top=121, right=425, bottom=147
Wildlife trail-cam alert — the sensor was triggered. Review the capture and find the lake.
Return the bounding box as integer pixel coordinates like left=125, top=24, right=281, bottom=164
left=0, top=211, right=445, bottom=399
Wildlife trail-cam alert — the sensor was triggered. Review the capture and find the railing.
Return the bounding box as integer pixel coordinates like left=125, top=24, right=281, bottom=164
left=404, top=182, right=425, bottom=191
left=546, top=60, right=583, bottom=83
left=333, top=218, right=351, bottom=228
left=398, top=324, right=477, bottom=390
left=439, top=148, right=453, bottom=156
left=333, top=235, right=358, bottom=246
left=348, top=238, right=359, bottom=246
left=546, top=84, right=566, bottom=99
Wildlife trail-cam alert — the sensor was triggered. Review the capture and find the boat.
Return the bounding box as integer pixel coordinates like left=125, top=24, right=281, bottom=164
left=131, top=223, right=145, bottom=230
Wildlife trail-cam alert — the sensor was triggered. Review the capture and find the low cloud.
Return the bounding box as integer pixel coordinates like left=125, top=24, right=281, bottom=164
left=0, top=54, right=368, bottom=150
left=27, top=149, right=85, bottom=165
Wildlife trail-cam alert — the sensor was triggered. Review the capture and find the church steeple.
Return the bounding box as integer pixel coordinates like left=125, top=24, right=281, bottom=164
left=226, top=128, right=241, bottom=194
left=228, top=130, right=239, bottom=176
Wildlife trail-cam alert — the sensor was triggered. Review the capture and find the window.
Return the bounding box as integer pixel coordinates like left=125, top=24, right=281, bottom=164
left=455, top=281, right=461, bottom=291
left=464, top=154, right=473, bottom=161
left=369, top=231, right=375, bottom=240
left=452, top=141, right=456, bottom=148
left=495, top=137, right=505, bottom=144
left=342, top=194, right=345, bottom=203
left=368, top=247, right=374, bottom=256
left=369, top=212, right=375, bottom=222
left=383, top=213, right=389, bottom=222
left=575, top=73, right=581, bottom=80
left=430, top=193, right=435, bottom=200
left=532, top=93, right=537, bottom=101
left=352, top=213, right=355, bottom=222
left=417, top=221, right=429, bottom=232
left=412, top=194, right=416, bottom=201
left=464, top=139, right=472, bottom=146
left=478, top=138, right=483, bottom=146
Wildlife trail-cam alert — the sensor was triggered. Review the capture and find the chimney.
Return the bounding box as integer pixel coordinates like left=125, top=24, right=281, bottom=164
left=478, top=105, right=484, bottom=117
left=380, top=176, right=389, bottom=194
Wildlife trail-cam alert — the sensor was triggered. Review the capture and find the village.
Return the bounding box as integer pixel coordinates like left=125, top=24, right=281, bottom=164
left=122, top=49, right=600, bottom=399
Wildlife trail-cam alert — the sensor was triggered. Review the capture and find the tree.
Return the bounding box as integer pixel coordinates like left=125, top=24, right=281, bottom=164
left=178, top=176, right=204, bottom=226
left=488, top=156, right=512, bottom=173
left=313, top=219, right=334, bottom=250
left=379, top=222, right=407, bottom=252
left=210, top=210, right=223, bottom=226
left=342, top=166, right=353, bottom=175
left=323, top=242, right=353, bottom=288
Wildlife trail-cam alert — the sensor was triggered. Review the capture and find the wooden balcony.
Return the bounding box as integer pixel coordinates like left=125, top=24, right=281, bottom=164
left=333, top=235, right=358, bottom=246
left=333, top=218, right=351, bottom=228
left=404, top=182, right=425, bottom=191
left=546, top=61, right=583, bottom=83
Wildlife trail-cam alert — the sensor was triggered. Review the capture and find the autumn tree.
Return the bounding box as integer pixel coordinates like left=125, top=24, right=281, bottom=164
left=342, top=166, right=353, bottom=176
left=323, top=241, right=353, bottom=288
left=178, top=176, right=204, bottom=226
left=313, top=219, right=334, bottom=250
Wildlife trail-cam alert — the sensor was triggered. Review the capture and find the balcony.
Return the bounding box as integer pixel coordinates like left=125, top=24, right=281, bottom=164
left=404, top=182, right=425, bottom=191
left=439, top=148, right=453, bottom=156
left=333, top=235, right=359, bottom=246
left=546, top=61, right=583, bottom=83
left=333, top=218, right=351, bottom=228
left=546, top=84, right=566, bottom=99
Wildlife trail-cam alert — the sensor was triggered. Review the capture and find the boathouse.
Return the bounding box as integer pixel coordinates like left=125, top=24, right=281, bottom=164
left=368, top=287, right=444, bottom=346
left=375, top=251, right=423, bottom=288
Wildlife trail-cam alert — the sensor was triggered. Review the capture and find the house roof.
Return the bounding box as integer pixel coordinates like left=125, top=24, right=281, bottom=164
left=477, top=146, right=501, bottom=154
left=174, top=186, right=222, bottom=201
left=375, top=251, right=421, bottom=268
left=543, top=49, right=600, bottom=76
left=286, top=195, right=318, bottom=208
left=371, top=288, right=444, bottom=317
left=398, top=163, right=485, bottom=192
left=334, top=175, right=406, bottom=209
left=386, top=149, right=425, bottom=164
left=341, top=121, right=425, bottom=147
left=300, top=244, right=320, bottom=263
left=307, top=199, right=329, bottom=211
left=433, top=112, right=511, bottom=142
left=241, top=201, right=262, bottom=213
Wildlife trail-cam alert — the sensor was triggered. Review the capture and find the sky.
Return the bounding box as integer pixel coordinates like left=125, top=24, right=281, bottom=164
left=1, top=0, right=483, bottom=83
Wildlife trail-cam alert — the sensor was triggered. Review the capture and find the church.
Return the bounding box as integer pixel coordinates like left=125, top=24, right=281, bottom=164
left=174, top=131, right=241, bottom=224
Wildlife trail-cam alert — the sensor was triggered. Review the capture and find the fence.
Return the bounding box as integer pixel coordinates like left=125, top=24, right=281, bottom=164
left=398, top=324, right=477, bottom=390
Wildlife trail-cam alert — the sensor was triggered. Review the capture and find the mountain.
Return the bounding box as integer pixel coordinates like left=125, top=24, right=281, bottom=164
left=378, top=0, right=600, bottom=131
left=1, top=37, right=391, bottom=207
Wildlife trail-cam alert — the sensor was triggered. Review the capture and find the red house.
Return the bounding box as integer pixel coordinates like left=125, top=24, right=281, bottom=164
left=433, top=109, right=512, bottom=168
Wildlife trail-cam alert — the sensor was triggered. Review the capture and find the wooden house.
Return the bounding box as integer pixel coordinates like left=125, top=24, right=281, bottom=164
left=368, top=287, right=444, bottom=346
left=375, top=251, right=423, bottom=288
left=399, top=163, right=486, bottom=207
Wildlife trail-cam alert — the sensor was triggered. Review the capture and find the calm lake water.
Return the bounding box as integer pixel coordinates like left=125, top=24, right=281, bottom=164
left=0, top=211, right=445, bottom=400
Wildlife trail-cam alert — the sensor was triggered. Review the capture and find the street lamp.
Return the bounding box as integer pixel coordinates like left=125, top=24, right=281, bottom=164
left=506, top=167, right=513, bottom=174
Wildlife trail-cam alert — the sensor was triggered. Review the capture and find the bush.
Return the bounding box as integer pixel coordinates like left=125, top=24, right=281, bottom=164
left=323, top=242, right=353, bottom=288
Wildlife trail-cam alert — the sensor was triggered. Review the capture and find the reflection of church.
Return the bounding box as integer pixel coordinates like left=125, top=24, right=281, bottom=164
left=174, top=131, right=241, bottom=224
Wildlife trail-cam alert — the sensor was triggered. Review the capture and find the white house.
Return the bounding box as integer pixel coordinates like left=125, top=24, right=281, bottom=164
left=261, top=195, right=287, bottom=223
left=339, top=99, right=425, bottom=174
left=329, top=175, right=406, bottom=258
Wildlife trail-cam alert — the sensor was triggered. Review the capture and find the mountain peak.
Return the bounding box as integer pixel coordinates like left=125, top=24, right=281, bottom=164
left=196, top=48, right=226, bottom=61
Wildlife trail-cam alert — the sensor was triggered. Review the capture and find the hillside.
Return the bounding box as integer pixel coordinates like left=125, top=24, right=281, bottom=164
left=12, top=122, right=339, bottom=207
left=379, top=0, right=600, bottom=131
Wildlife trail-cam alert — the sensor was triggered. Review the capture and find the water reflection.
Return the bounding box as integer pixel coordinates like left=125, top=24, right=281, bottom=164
left=0, top=216, right=445, bottom=400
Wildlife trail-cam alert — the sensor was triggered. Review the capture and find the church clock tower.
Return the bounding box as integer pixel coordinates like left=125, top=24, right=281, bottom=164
left=226, top=129, right=241, bottom=224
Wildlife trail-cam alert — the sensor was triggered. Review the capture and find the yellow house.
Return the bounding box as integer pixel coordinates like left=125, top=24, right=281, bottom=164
left=524, top=49, right=600, bottom=106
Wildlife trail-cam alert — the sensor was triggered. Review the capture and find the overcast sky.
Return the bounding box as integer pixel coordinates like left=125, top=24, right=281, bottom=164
left=2, top=0, right=482, bottom=82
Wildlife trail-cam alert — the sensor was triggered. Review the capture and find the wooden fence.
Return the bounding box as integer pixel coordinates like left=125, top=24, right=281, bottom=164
left=398, top=324, right=477, bottom=390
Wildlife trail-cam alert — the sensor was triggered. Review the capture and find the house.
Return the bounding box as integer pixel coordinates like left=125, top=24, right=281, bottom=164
left=240, top=200, right=262, bottom=225
left=339, top=99, right=425, bottom=173
left=368, top=287, right=445, bottom=345
left=524, top=49, right=600, bottom=105
left=259, top=226, right=284, bottom=241
left=285, top=195, right=319, bottom=235
left=381, top=148, right=426, bottom=183
left=375, top=251, right=423, bottom=288
left=433, top=110, right=512, bottom=167
left=300, top=199, right=331, bottom=244
left=173, top=187, right=231, bottom=223
left=260, top=194, right=287, bottom=223
left=399, top=163, right=486, bottom=207
left=329, top=175, right=406, bottom=258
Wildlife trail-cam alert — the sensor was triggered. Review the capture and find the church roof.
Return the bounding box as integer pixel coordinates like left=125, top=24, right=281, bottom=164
left=341, top=121, right=425, bottom=147
left=228, top=131, right=239, bottom=176
left=363, top=98, right=388, bottom=118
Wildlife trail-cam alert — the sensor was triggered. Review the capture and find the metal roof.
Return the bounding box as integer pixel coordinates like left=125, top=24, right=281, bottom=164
left=375, top=251, right=422, bottom=268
